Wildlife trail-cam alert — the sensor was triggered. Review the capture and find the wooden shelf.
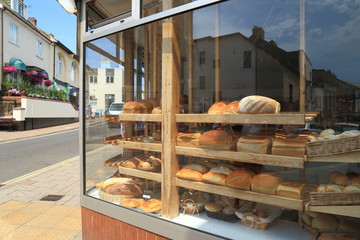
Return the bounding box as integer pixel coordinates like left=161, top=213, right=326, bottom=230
left=306, top=205, right=360, bottom=218
left=118, top=167, right=162, bottom=182
left=176, top=112, right=318, bottom=125
left=175, top=179, right=304, bottom=211
left=107, top=140, right=162, bottom=152
left=176, top=146, right=305, bottom=169
left=105, top=114, right=161, bottom=122
left=307, top=151, right=360, bottom=163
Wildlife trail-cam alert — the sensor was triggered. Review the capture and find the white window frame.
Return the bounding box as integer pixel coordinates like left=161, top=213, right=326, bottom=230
left=9, top=22, right=18, bottom=45
left=89, top=75, right=97, bottom=83
left=56, top=54, right=62, bottom=75
left=36, top=40, right=43, bottom=57
left=70, top=63, right=76, bottom=82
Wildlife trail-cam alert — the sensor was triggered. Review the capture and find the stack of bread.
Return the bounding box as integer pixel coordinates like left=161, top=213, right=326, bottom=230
left=123, top=98, right=159, bottom=114
left=315, top=171, right=360, bottom=193
left=302, top=212, right=360, bottom=238
left=96, top=177, right=143, bottom=201
left=120, top=198, right=162, bottom=213
left=204, top=195, right=240, bottom=222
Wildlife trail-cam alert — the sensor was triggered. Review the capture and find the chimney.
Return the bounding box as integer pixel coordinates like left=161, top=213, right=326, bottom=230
left=28, top=17, right=37, bottom=26
left=251, top=26, right=265, bottom=41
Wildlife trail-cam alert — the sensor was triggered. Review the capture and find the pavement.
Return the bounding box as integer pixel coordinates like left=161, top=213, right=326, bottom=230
left=0, top=122, right=83, bottom=240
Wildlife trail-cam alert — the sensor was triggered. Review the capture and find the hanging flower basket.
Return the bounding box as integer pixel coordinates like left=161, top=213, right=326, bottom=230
left=2, top=65, right=17, bottom=73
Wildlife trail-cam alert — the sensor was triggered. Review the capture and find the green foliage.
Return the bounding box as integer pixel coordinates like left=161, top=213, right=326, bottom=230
left=0, top=79, right=15, bottom=95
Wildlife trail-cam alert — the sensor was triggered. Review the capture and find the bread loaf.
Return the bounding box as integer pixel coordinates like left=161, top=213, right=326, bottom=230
left=251, top=172, right=283, bottom=195
left=350, top=174, right=360, bottom=184
left=208, top=101, right=228, bottom=114
left=209, top=166, right=233, bottom=176
left=177, top=132, right=202, bottom=148
left=277, top=182, right=317, bottom=200
left=328, top=171, right=343, bottom=183
left=138, top=99, right=154, bottom=113
left=198, top=129, right=233, bottom=151
left=201, top=172, right=227, bottom=186
left=105, top=183, right=143, bottom=196
left=237, top=136, right=272, bottom=154
left=151, top=107, right=162, bottom=114
left=326, top=184, right=344, bottom=193
left=332, top=173, right=352, bottom=185
left=123, top=101, right=142, bottom=113
left=222, top=101, right=239, bottom=114
left=183, top=163, right=209, bottom=174
left=225, top=169, right=254, bottom=190
left=176, top=168, right=203, bottom=182
left=272, top=138, right=306, bottom=157
left=238, top=95, right=280, bottom=114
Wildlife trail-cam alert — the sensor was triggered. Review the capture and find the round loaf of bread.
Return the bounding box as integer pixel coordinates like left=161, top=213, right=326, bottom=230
left=205, top=202, right=223, bottom=212
left=226, top=169, right=254, bottom=190
left=202, top=172, right=227, bottom=186
left=334, top=174, right=351, bottom=185
left=312, top=214, right=338, bottom=230
left=105, top=183, right=143, bottom=196
left=176, top=168, right=203, bottom=182
left=328, top=171, right=342, bottom=183
left=222, top=101, right=240, bottom=114
left=97, top=177, right=133, bottom=190
left=140, top=199, right=162, bottom=213
left=208, top=101, right=228, bottom=114
left=123, top=101, right=142, bottom=113
left=238, top=95, right=280, bottom=114
left=120, top=198, right=145, bottom=208
left=250, top=172, right=283, bottom=195
left=198, top=129, right=233, bottom=150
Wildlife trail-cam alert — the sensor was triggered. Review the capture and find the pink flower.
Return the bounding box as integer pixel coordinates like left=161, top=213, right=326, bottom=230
left=44, top=80, right=53, bottom=86
left=2, top=65, right=17, bottom=73
left=39, top=73, right=47, bottom=78
left=25, top=70, right=38, bottom=76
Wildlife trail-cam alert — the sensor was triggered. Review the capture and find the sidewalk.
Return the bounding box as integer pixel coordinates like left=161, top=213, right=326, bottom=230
left=0, top=122, right=82, bottom=240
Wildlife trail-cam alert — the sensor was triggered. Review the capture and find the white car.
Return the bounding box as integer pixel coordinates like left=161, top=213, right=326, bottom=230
left=107, top=102, right=124, bottom=128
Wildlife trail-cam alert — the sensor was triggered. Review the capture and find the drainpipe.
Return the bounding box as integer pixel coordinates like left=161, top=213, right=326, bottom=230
left=0, top=4, right=6, bottom=89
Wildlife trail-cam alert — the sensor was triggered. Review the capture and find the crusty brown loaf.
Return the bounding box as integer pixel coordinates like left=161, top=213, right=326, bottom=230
left=238, top=95, right=280, bottom=114
left=105, top=183, right=143, bottom=196
left=123, top=101, right=142, bottom=113
left=208, top=101, right=228, bottom=114
left=237, top=136, right=272, bottom=154
left=119, top=157, right=142, bottom=169
left=251, top=172, right=283, bottom=195
left=176, top=168, right=203, bottom=182
left=176, top=132, right=202, bottom=148
left=96, top=177, right=133, bottom=190
left=201, top=172, right=227, bottom=186
left=222, top=101, right=240, bottom=114
left=328, top=171, right=343, bottom=183
left=225, top=169, right=254, bottom=190
left=333, top=174, right=352, bottom=185
left=198, top=129, right=233, bottom=151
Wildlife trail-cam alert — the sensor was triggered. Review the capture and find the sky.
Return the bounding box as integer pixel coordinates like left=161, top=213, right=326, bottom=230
left=26, top=0, right=77, bottom=53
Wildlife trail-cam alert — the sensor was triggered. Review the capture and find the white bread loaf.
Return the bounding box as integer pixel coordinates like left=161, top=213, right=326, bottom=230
left=238, top=95, right=280, bottom=114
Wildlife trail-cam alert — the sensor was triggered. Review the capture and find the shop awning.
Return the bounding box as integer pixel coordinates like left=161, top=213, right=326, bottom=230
left=9, top=58, right=27, bottom=71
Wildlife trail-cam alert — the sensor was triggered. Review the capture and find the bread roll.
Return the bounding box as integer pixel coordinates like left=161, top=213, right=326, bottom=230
left=222, top=101, right=239, bottom=114
left=177, top=132, right=202, bottom=148
left=277, top=182, right=317, bottom=200
left=120, top=198, right=145, bottom=208
left=183, top=163, right=209, bottom=174
left=201, top=172, right=227, bottom=186
left=238, top=95, right=280, bottom=114
left=205, top=202, right=223, bottom=212
left=251, top=172, right=283, bottom=195
left=208, top=101, right=228, bottom=114
left=312, top=214, right=338, bottom=230
left=151, top=107, right=162, bottom=114
left=316, top=184, right=327, bottom=193
left=123, top=101, right=142, bottom=113
left=119, top=157, right=141, bottom=169
left=198, top=129, right=233, bottom=151
left=176, top=168, right=203, bottom=182
left=225, top=169, right=254, bottom=190
left=326, top=184, right=344, bottom=193
left=237, top=136, right=272, bottom=154
left=105, top=183, right=143, bottom=196
left=140, top=199, right=161, bottom=213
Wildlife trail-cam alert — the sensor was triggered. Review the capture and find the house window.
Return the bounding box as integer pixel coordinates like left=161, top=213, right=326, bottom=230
left=289, top=84, right=293, bottom=103
left=89, top=75, right=97, bottom=83
left=199, top=76, right=206, bottom=89
left=56, top=54, right=62, bottom=75
left=11, top=0, right=27, bottom=18
left=36, top=40, right=42, bottom=57
left=243, top=50, right=251, bottom=68
left=106, top=75, right=114, bottom=83
left=9, top=72, right=18, bottom=83
left=199, top=51, right=206, bottom=64
left=70, top=63, right=76, bottom=82
left=9, top=22, right=18, bottom=44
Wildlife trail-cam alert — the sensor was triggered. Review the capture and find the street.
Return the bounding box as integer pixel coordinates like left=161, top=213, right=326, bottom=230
left=0, top=129, right=79, bottom=183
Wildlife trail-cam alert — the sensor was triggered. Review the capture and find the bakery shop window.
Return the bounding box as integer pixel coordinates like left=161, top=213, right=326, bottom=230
left=83, top=0, right=360, bottom=239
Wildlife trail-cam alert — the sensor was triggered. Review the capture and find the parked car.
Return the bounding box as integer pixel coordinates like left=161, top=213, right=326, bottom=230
left=107, top=102, right=124, bottom=128
left=330, top=123, right=360, bottom=133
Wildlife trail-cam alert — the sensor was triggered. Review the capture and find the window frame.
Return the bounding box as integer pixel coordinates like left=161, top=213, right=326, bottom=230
left=56, top=54, right=62, bottom=75
left=9, top=22, right=18, bottom=45
left=36, top=40, right=43, bottom=57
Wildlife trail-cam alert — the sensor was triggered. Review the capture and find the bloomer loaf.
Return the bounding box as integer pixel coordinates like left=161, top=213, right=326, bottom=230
left=225, top=169, right=254, bottom=190
left=208, top=101, right=228, bottom=114
left=198, top=129, right=233, bottom=151
left=238, top=95, right=280, bottom=114
left=176, top=168, right=203, bottom=182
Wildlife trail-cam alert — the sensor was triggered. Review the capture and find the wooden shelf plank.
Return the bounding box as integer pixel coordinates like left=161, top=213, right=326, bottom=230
left=176, top=146, right=305, bottom=169
left=118, top=167, right=162, bottom=182
left=307, top=151, right=360, bottom=163
left=307, top=205, right=360, bottom=218
left=112, top=140, right=162, bottom=152
left=105, top=114, right=162, bottom=122
left=175, top=179, right=304, bottom=211
left=176, top=112, right=318, bottom=125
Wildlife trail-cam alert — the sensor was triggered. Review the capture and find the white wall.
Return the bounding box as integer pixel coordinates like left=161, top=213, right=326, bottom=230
left=21, top=98, right=79, bottom=118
